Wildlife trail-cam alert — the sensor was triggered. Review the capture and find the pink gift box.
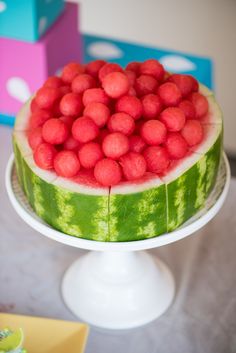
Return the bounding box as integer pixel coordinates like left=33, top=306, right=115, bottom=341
left=0, top=3, right=82, bottom=116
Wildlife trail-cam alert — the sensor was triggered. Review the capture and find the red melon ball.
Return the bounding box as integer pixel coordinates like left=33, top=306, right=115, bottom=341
left=165, top=132, right=188, bottom=159
left=129, top=135, right=146, bottom=153
left=141, top=120, right=167, bottom=145
left=83, top=102, right=110, bottom=128
left=61, top=62, right=85, bottom=84
left=115, top=95, right=143, bottom=120
left=141, top=94, right=163, bottom=119
left=168, top=74, right=197, bottom=97
left=63, top=135, right=81, bottom=151
left=120, top=152, right=147, bottom=181
left=124, top=70, right=136, bottom=85
left=85, top=60, right=106, bottom=78
left=102, top=132, right=129, bottom=160
left=42, top=118, right=69, bottom=145
left=59, top=115, right=74, bottom=129
left=108, top=112, right=135, bottom=136
left=139, top=59, right=165, bottom=81
left=72, top=116, right=99, bottom=143
left=72, top=74, right=96, bottom=94
left=125, top=61, right=140, bottom=73
left=33, top=143, right=56, bottom=170
left=143, top=146, right=170, bottom=174
left=189, top=92, right=209, bottom=119
left=178, top=100, right=196, bottom=119
left=94, top=158, right=122, bottom=186
left=60, top=93, right=83, bottom=117
left=98, top=62, right=123, bottom=81
left=43, top=76, right=63, bottom=89
left=35, top=87, right=61, bottom=110
left=181, top=119, right=204, bottom=146
left=135, top=74, right=158, bottom=96
left=29, top=110, right=51, bottom=129
left=78, top=142, right=104, bottom=169
left=158, top=82, right=182, bottom=106
left=82, top=88, right=109, bottom=106
left=28, top=127, right=44, bottom=150
left=160, top=107, right=186, bottom=132
left=54, top=150, right=80, bottom=177
left=102, top=72, right=130, bottom=99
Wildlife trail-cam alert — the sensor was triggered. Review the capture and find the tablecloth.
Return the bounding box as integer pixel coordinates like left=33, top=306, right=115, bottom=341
left=0, top=125, right=235, bottom=353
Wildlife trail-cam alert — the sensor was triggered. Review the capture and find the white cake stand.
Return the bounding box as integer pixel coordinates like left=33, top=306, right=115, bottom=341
left=6, top=154, right=230, bottom=329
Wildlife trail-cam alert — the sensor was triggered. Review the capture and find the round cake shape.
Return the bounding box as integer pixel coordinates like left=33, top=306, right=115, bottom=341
left=13, top=84, right=223, bottom=242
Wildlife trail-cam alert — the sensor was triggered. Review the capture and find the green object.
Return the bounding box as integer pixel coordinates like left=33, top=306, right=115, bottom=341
left=0, top=328, right=25, bottom=353
left=13, top=85, right=223, bottom=241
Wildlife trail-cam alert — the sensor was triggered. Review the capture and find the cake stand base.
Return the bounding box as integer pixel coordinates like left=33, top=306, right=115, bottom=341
left=61, top=251, right=175, bottom=329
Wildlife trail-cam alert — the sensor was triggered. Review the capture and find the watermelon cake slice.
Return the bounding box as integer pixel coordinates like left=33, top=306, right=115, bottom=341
left=13, top=60, right=223, bottom=242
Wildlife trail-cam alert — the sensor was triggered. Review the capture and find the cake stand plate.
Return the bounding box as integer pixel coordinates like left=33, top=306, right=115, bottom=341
left=6, top=154, right=230, bottom=329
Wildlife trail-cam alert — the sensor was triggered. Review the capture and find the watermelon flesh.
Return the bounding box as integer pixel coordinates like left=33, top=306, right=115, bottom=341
left=13, top=79, right=223, bottom=241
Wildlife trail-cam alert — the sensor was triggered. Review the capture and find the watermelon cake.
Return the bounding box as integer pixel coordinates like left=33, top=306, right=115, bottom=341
left=13, top=59, right=223, bottom=242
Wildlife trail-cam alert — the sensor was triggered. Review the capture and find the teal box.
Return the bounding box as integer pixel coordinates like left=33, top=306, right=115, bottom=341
left=0, top=0, right=65, bottom=42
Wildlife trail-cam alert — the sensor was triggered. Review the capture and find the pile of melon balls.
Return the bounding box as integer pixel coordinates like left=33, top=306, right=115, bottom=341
left=28, top=59, right=209, bottom=186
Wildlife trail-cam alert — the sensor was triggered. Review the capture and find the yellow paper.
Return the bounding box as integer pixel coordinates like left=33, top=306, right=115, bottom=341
left=0, top=313, right=89, bottom=353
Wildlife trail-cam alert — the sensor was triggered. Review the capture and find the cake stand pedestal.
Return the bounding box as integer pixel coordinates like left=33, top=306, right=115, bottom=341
left=6, top=154, right=230, bottom=329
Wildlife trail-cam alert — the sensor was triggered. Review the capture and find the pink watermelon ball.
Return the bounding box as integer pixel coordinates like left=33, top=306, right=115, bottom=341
left=141, top=94, right=163, bottom=119
left=59, top=85, right=71, bottom=96
left=178, top=100, right=196, bottom=119
left=139, top=59, right=165, bottom=81
left=165, top=132, right=188, bottom=159
left=42, top=118, right=69, bottom=145
left=54, top=150, right=80, bottom=177
left=63, top=135, right=81, bottom=151
left=115, top=95, right=143, bottom=120
left=120, top=152, right=147, bottom=181
left=72, top=117, right=99, bottom=143
left=72, top=74, right=96, bottom=94
left=143, top=146, right=170, bottom=174
left=108, top=112, right=135, bottom=136
left=129, top=135, right=146, bottom=153
left=82, top=88, right=109, bottom=106
left=102, top=72, right=130, bottom=99
left=189, top=92, right=209, bottom=118
left=59, top=115, right=74, bottom=129
left=33, top=143, right=56, bottom=170
left=43, top=76, right=63, bottom=89
left=83, top=102, right=110, bottom=128
left=128, top=86, right=137, bottom=96
left=135, top=75, right=158, bottom=96
left=78, top=142, right=104, bottom=169
left=61, top=62, right=85, bottom=84
left=102, top=132, right=129, bottom=159
left=124, top=70, right=136, bottom=85
left=158, top=82, right=182, bottom=106
left=94, top=158, right=122, bottom=186
left=35, top=87, right=61, bottom=110
left=86, top=60, right=106, bottom=78
left=98, top=63, right=123, bottom=81
left=28, top=127, right=44, bottom=150
left=141, top=120, right=167, bottom=145
left=160, top=107, right=186, bottom=132
left=181, top=119, right=204, bottom=146
left=60, top=93, right=83, bottom=117
left=168, top=74, right=196, bottom=97
left=126, top=61, right=140, bottom=73
left=29, top=110, right=51, bottom=129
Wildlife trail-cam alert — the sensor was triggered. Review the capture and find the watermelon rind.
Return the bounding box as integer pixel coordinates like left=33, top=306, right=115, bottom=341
left=13, top=83, right=223, bottom=241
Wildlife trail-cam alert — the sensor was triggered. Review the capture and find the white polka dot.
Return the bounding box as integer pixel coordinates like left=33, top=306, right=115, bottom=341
left=0, top=1, right=7, bottom=13
left=38, top=17, right=47, bottom=35
left=87, top=41, right=123, bottom=59
left=159, top=55, right=196, bottom=72
left=6, top=77, right=31, bottom=103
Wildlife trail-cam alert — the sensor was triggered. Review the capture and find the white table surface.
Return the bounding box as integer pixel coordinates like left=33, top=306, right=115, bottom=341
left=0, top=124, right=236, bottom=353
